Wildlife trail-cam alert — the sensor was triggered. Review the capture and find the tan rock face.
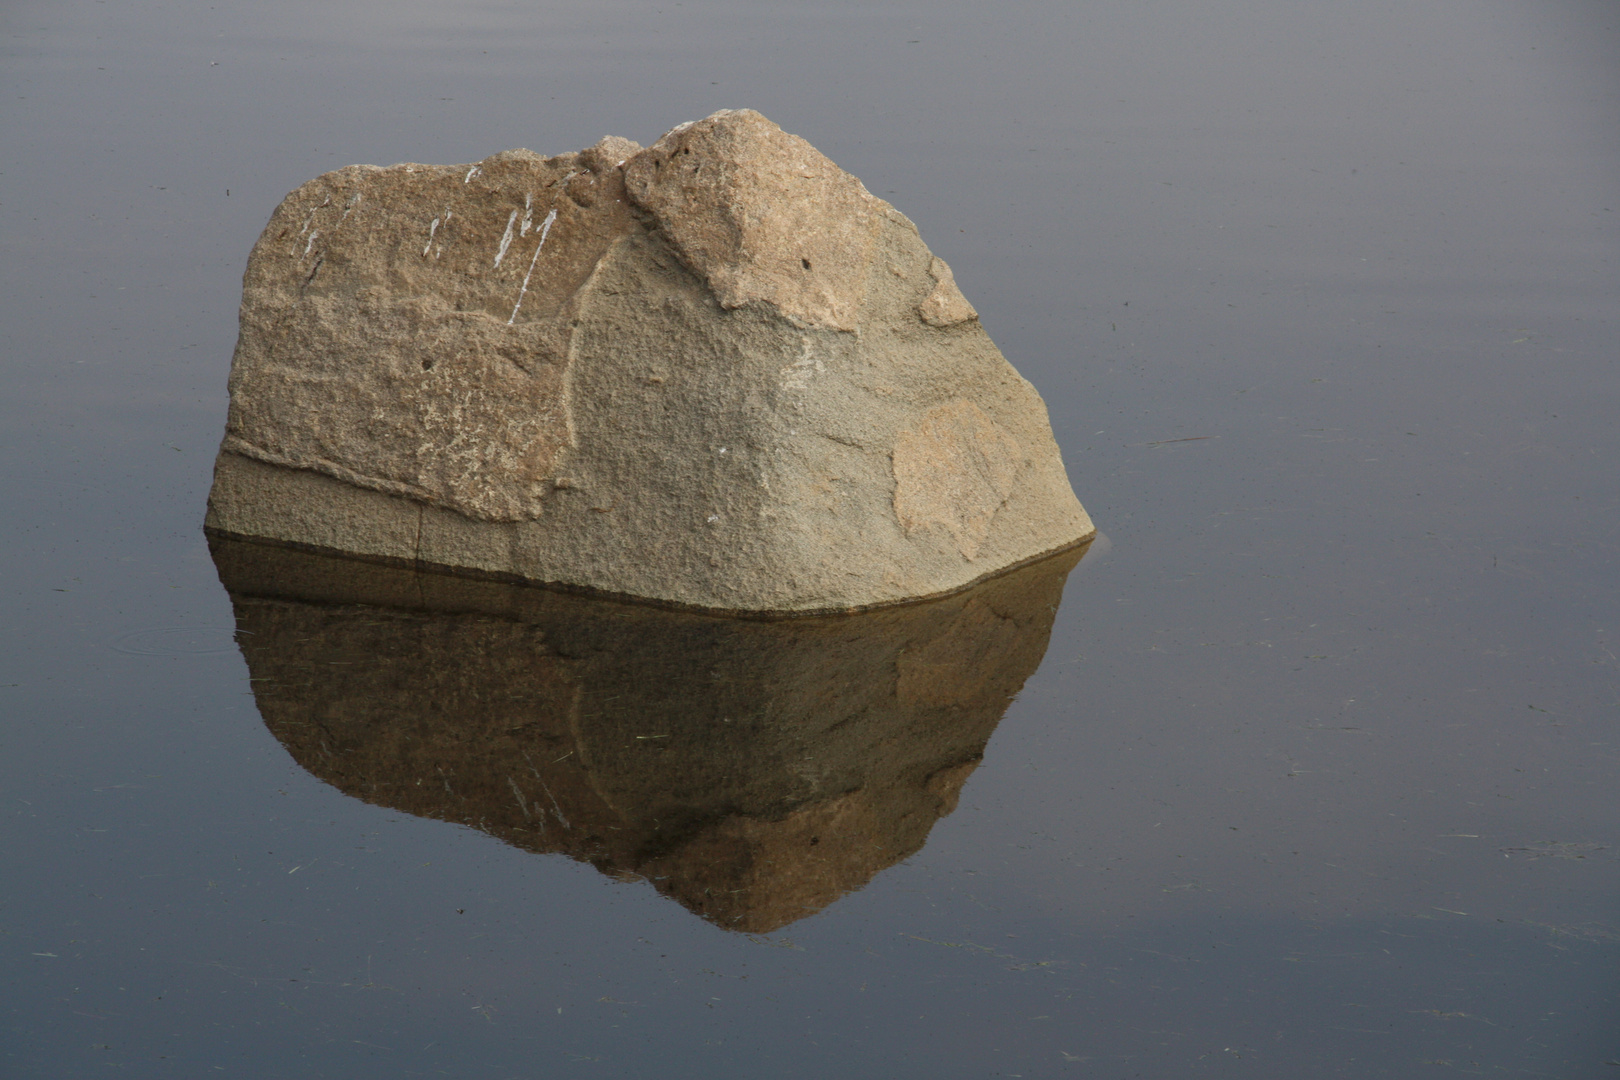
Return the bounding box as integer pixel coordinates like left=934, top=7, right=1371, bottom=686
left=917, top=256, right=978, bottom=327
left=222, top=144, right=639, bottom=521
left=893, top=399, right=1024, bottom=560
left=211, top=535, right=1087, bottom=932
left=622, top=110, right=883, bottom=331
left=208, top=109, right=1094, bottom=613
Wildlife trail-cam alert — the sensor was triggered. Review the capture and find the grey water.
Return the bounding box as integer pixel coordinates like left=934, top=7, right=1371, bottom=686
left=3, top=0, right=1618, bottom=1076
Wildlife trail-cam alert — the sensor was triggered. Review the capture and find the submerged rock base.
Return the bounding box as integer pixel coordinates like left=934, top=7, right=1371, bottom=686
left=206, top=110, right=1093, bottom=613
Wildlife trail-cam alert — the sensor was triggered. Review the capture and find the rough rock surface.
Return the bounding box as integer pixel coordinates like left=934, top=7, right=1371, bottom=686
left=212, top=535, right=1085, bottom=932
left=207, top=109, right=1093, bottom=613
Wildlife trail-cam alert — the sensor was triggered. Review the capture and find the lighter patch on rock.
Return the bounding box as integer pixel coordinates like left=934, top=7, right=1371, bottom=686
left=892, top=399, right=1023, bottom=560
left=781, top=334, right=825, bottom=391
left=917, top=256, right=977, bottom=327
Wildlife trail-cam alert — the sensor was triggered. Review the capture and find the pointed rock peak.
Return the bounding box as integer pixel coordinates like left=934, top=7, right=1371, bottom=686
left=623, top=110, right=885, bottom=330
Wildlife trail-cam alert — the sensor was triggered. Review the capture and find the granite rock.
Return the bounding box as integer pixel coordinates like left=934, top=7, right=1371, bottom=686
left=207, top=109, right=1093, bottom=613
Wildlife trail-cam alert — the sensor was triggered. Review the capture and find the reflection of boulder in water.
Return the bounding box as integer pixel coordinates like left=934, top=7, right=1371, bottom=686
left=211, top=535, right=1085, bottom=932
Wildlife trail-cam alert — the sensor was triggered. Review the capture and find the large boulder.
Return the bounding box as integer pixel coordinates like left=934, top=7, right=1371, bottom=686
left=206, top=110, right=1093, bottom=613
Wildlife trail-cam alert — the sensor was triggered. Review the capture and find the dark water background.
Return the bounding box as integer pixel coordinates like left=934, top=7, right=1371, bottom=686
left=3, top=0, right=1617, bottom=1076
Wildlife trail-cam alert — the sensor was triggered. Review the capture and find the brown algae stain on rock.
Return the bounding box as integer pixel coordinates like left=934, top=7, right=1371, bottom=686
left=892, top=399, right=1024, bottom=560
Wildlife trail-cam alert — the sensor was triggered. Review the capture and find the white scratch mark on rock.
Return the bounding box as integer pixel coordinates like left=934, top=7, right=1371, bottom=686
left=464, top=165, right=482, bottom=183
left=422, top=206, right=452, bottom=257
left=540, top=780, right=570, bottom=829
left=507, top=776, right=532, bottom=819
left=520, top=193, right=534, bottom=236
left=493, top=209, right=519, bottom=267
left=338, top=191, right=361, bottom=225
left=303, top=230, right=319, bottom=257
left=507, top=208, right=557, bottom=325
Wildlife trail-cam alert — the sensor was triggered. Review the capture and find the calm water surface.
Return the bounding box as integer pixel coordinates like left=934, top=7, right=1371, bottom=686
left=3, top=1, right=1617, bottom=1076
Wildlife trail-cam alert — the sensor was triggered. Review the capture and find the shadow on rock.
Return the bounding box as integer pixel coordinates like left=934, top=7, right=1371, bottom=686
left=210, top=535, right=1087, bottom=932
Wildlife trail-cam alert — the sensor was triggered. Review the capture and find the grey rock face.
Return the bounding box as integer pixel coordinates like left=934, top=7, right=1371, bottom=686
left=207, top=109, right=1093, bottom=613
